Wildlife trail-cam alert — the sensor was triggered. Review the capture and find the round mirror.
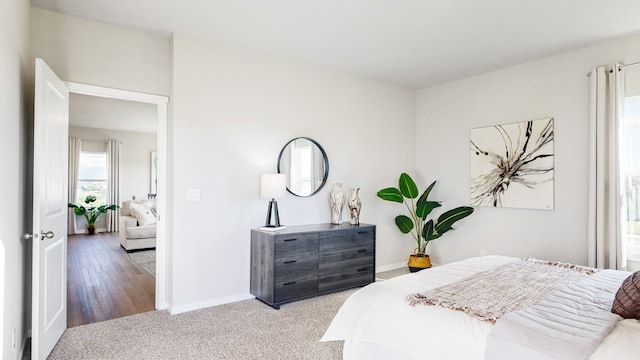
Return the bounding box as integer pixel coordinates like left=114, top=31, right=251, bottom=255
left=277, top=137, right=329, bottom=197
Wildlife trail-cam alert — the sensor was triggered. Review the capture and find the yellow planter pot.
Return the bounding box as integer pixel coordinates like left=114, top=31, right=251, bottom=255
left=408, top=254, right=431, bottom=272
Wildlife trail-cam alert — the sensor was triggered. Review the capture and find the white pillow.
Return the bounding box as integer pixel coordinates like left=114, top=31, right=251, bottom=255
left=130, top=203, right=156, bottom=226
left=139, top=200, right=154, bottom=209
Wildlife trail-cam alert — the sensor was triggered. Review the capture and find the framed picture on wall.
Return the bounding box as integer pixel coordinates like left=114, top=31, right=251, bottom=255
left=470, top=118, right=554, bottom=209
left=150, top=151, right=158, bottom=195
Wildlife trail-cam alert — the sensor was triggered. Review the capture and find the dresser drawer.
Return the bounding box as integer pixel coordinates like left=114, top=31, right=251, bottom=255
left=319, top=251, right=374, bottom=279
left=319, top=245, right=374, bottom=266
left=318, top=264, right=374, bottom=293
left=274, top=257, right=318, bottom=282
left=274, top=279, right=318, bottom=302
left=319, top=229, right=374, bottom=253
left=274, top=234, right=318, bottom=261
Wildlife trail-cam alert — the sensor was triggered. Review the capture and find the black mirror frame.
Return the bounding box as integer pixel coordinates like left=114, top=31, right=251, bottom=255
left=277, top=137, right=329, bottom=197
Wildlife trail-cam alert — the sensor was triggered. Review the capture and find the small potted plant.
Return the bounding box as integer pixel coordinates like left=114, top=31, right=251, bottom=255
left=68, top=195, right=119, bottom=235
left=377, top=173, right=474, bottom=272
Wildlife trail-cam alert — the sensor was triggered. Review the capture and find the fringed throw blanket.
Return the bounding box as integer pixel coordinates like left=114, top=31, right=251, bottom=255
left=407, top=258, right=597, bottom=323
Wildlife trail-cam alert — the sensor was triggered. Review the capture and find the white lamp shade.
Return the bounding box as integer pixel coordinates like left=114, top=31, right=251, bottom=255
left=260, top=173, right=287, bottom=199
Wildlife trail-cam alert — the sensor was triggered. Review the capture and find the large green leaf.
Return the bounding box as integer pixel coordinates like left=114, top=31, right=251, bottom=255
left=377, top=187, right=404, bottom=203
left=417, top=180, right=437, bottom=203
left=398, top=173, right=419, bottom=199
left=416, top=201, right=441, bottom=219
left=435, top=206, right=474, bottom=234
left=97, top=204, right=119, bottom=212
left=416, top=181, right=440, bottom=218
left=72, top=207, right=85, bottom=216
left=395, top=215, right=414, bottom=234
left=422, top=219, right=434, bottom=239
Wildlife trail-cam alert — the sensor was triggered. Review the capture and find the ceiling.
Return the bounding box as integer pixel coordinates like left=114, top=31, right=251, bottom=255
left=31, top=0, right=640, bottom=89
left=69, top=94, right=158, bottom=134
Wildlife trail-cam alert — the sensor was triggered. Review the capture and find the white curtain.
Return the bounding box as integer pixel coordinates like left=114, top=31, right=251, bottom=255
left=107, top=140, right=121, bottom=232
left=588, top=64, right=626, bottom=270
left=68, top=137, right=82, bottom=235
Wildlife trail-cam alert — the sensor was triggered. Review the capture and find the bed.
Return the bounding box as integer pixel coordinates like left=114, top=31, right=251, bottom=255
left=321, top=255, right=640, bottom=360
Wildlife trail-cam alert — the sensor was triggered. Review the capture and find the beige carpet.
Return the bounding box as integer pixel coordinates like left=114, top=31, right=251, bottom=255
left=375, top=266, right=410, bottom=280
left=47, top=268, right=407, bottom=359
left=49, top=290, right=354, bottom=360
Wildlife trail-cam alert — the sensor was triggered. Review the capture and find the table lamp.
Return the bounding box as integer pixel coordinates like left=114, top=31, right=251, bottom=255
left=261, top=173, right=287, bottom=230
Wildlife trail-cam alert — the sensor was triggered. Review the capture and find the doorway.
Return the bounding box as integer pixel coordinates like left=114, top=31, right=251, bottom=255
left=65, top=82, right=168, bottom=316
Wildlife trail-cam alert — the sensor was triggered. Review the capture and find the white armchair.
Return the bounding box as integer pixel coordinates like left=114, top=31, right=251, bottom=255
left=119, top=199, right=156, bottom=251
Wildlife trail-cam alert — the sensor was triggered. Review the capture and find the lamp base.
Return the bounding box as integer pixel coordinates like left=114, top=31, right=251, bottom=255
left=264, top=199, right=284, bottom=229
left=260, top=225, right=287, bottom=231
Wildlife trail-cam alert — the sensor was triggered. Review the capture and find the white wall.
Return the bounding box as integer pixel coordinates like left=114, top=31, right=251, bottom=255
left=171, top=33, right=416, bottom=312
left=416, top=32, right=640, bottom=266
left=0, top=0, right=31, bottom=358
left=30, top=8, right=171, bottom=96
left=69, top=126, right=158, bottom=203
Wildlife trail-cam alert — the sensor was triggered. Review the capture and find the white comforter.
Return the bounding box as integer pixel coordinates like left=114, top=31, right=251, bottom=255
left=485, top=270, right=627, bottom=360
left=322, top=255, right=519, bottom=360
left=321, top=255, right=640, bottom=360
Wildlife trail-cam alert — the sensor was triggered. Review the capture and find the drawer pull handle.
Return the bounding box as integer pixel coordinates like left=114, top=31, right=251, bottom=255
left=283, top=281, right=297, bottom=286
left=357, top=249, right=368, bottom=253
left=283, top=260, right=297, bottom=264
left=283, top=238, right=298, bottom=242
left=357, top=267, right=369, bottom=272
left=358, top=231, right=369, bottom=234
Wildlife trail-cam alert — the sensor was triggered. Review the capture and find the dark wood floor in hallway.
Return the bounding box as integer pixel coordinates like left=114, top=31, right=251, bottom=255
left=67, top=232, right=155, bottom=327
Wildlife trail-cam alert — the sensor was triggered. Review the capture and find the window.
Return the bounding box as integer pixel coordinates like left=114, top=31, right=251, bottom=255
left=622, top=85, right=640, bottom=271
left=291, top=144, right=312, bottom=195
left=77, top=152, right=107, bottom=206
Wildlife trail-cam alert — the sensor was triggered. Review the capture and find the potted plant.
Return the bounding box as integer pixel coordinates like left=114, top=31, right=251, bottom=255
left=68, top=195, right=119, bottom=235
left=377, top=173, right=474, bottom=272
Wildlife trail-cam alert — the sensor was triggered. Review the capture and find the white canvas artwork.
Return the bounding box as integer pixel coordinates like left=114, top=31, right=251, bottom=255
left=470, top=118, right=554, bottom=209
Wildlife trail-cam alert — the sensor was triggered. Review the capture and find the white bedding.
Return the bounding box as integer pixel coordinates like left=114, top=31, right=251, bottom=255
left=321, top=255, right=640, bottom=360
left=485, top=270, right=626, bottom=360
left=321, top=255, right=519, bottom=360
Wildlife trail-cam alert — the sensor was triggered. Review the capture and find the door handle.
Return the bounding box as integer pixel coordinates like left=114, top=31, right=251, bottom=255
left=24, top=230, right=55, bottom=240
left=24, top=233, right=38, bottom=240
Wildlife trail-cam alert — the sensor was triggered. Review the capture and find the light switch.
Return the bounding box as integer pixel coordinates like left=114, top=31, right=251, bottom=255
left=187, top=188, right=201, bottom=202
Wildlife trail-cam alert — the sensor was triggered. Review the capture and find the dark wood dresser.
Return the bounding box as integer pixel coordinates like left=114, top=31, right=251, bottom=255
left=250, top=223, right=376, bottom=309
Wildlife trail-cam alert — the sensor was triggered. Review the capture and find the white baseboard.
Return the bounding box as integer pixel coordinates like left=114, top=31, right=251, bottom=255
left=376, top=261, right=408, bottom=273
left=168, top=293, right=255, bottom=315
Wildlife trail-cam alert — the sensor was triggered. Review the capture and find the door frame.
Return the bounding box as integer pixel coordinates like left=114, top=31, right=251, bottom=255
left=66, top=82, right=169, bottom=309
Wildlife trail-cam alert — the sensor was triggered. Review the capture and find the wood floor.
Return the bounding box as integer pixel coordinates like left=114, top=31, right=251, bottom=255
left=67, top=232, right=155, bottom=327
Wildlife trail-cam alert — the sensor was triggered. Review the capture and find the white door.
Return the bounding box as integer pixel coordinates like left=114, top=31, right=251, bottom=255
left=31, top=58, right=69, bottom=360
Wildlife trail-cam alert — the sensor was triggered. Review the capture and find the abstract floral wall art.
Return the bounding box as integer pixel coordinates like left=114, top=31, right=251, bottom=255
left=470, top=118, right=554, bottom=209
